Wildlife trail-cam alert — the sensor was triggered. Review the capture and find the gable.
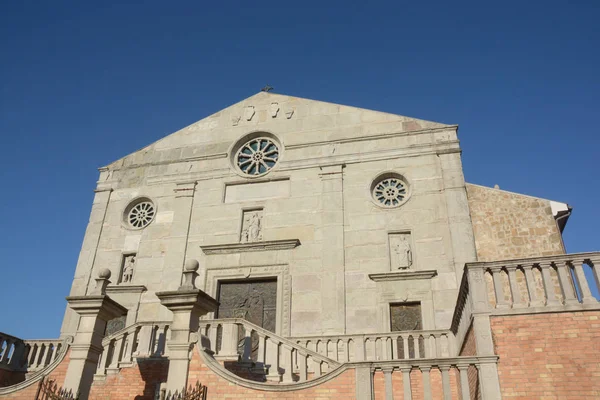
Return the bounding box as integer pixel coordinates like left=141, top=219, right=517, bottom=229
left=104, top=92, right=453, bottom=170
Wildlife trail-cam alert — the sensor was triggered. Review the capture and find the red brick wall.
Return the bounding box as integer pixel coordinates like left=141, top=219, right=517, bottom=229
left=0, top=350, right=70, bottom=400
left=89, top=358, right=169, bottom=400
left=491, top=311, right=600, bottom=399
left=458, top=324, right=480, bottom=399
left=373, top=367, right=460, bottom=400
left=188, top=345, right=356, bottom=399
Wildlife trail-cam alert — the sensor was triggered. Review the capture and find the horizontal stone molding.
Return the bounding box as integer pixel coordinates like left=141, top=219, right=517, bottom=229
left=200, top=239, right=300, bottom=255
left=369, top=270, right=438, bottom=282
left=105, top=284, right=147, bottom=294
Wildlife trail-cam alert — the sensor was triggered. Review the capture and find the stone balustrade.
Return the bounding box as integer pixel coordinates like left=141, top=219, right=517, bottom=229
left=0, top=333, right=65, bottom=373
left=372, top=355, right=497, bottom=400
left=467, top=252, right=599, bottom=312
left=291, top=329, right=456, bottom=362
left=95, top=321, right=171, bottom=376
left=200, top=319, right=340, bottom=383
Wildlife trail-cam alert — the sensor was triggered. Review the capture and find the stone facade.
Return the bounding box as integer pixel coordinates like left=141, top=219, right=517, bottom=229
left=3, top=92, right=598, bottom=400
left=60, top=92, right=479, bottom=338
left=466, top=183, right=565, bottom=262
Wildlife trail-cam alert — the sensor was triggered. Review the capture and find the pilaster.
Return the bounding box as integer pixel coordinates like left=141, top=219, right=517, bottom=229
left=64, top=269, right=127, bottom=400
left=319, top=164, right=346, bottom=334
left=156, top=260, right=219, bottom=392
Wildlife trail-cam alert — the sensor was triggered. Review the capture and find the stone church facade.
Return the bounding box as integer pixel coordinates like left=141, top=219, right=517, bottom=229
left=1, top=92, right=598, bottom=399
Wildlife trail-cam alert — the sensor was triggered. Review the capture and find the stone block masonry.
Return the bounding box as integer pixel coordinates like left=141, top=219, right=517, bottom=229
left=491, top=311, right=600, bottom=399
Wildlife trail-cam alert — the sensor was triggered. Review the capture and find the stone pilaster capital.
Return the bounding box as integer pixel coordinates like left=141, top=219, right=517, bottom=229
left=419, top=365, right=432, bottom=373
left=381, top=366, right=395, bottom=374
left=399, top=366, right=412, bottom=373
left=456, top=364, right=470, bottom=371
left=438, top=364, right=452, bottom=372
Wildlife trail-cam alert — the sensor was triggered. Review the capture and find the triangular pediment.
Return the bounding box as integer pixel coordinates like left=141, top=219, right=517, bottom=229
left=105, top=92, right=453, bottom=169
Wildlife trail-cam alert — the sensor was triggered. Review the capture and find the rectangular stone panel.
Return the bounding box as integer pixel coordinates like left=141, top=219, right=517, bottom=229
left=224, top=179, right=290, bottom=203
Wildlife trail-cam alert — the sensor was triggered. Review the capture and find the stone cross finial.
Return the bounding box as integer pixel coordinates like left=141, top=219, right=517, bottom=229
left=181, top=259, right=200, bottom=290
left=92, top=268, right=111, bottom=295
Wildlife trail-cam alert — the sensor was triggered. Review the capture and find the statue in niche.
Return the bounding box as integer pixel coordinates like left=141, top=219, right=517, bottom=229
left=393, top=235, right=412, bottom=269
left=241, top=211, right=263, bottom=243
left=122, top=255, right=135, bottom=283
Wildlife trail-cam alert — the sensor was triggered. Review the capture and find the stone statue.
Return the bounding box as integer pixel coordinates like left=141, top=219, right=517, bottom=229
left=394, top=236, right=412, bottom=269
left=122, top=255, right=135, bottom=283
left=241, top=212, right=262, bottom=243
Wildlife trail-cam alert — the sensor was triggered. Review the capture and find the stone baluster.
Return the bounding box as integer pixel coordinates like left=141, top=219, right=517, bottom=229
left=240, top=328, right=252, bottom=364
left=382, top=367, right=394, bottom=400
left=135, top=325, right=153, bottom=357
left=586, top=258, right=600, bottom=297
left=420, top=366, right=432, bottom=400
left=439, top=365, right=452, bottom=400
left=354, top=338, right=366, bottom=361
left=416, top=335, right=423, bottom=358
left=555, top=260, right=579, bottom=305
left=265, top=338, right=281, bottom=382
left=298, top=352, right=308, bottom=382
left=523, top=265, right=543, bottom=306
left=428, top=334, right=436, bottom=358
left=400, top=366, right=412, bottom=400
left=108, top=336, right=124, bottom=370
left=391, top=336, right=399, bottom=360
left=95, top=350, right=104, bottom=375
left=50, top=343, right=60, bottom=363
left=367, top=338, right=376, bottom=361
left=27, top=344, right=37, bottom=368
left=381, top=337, right=391, bottom=361
left=570, top=260, right=596, bottom=304
left=506, top=266, right=525, bottom=308
left=314, top=360, right=322, bottom=378
left=345, top=339, right=352, bottom=362
left=208, top=324, right=218, bottom=354
left=0, top=339, right=10, bottom=365
left=457, top=365, right=471, bottom=400
left=121, top=330, right=136, bottom=365
left=491, top=268, right=509, bottom=308
left=219, top=322, right=239, bottom=361
left=255, top=333, right=266, bottom=369
left=282, top=345, right=294, bottom=383
left=540, top=263, right=560, bottom=305
left=402, top=334, right=410, bottom=359
left=36, top=344, right=47, bottom=369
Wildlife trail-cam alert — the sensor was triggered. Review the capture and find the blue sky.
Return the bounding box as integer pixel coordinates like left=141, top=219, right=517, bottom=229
left=1, top=1, right=598, bottom=338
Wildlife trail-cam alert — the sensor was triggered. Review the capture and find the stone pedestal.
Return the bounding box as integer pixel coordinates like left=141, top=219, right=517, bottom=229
left=156, top=277, right=218, bottom=393
left=64, top=276, right=127, bottom=399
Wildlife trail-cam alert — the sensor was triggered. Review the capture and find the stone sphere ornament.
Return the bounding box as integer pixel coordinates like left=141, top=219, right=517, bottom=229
left=184, top=259, right=200, bottom=272
left=98, top=268, right=112, bottom=279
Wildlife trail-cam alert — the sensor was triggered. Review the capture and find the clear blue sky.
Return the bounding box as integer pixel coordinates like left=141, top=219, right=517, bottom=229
left=1, top=1, right=598, bottom=338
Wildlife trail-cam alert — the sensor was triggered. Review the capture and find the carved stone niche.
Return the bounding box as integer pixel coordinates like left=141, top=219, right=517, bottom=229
left=240, top=209, right=263, bottom=243
left=119, top=253, right=137, bottom=284
left=389, top=232, right=413, bottom=271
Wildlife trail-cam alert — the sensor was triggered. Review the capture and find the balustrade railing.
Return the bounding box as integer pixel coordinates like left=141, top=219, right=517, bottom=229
left=200, top=319, right=340, bottom=383
left=469, top=252, right=599, bottom=311
left=95, top=321, right=170, bottom=376
left=291, top=329, right=455, bottom=362
left=0, top=333, right=65, bottom=373
left=372, top=356, right=495, bottom=400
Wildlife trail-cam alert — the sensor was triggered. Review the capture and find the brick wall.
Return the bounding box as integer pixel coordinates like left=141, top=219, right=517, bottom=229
left=188, top=345, right=356, bottom=399
left=458, top=325, right=480, bottom=399
left=491, top=311, right=600, bottom=398
left=0, top=350, right=70, bottom=399
left=372, top=367, right=460, bottom=400
left=89, top=358, right=168, bottom=400
left=466, top=184, right=564, bottom=262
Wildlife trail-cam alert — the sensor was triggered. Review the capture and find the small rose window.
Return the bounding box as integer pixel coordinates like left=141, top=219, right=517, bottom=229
left=236, top=137, right=279, bottom=176
left=125, top=199, right=156, bottom=229
left=371, top=175, right=409, bottom=208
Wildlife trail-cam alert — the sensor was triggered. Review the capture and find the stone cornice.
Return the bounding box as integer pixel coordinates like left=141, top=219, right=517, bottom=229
left=200, top=239, right=300, bottom=255
left=106, top=284, right=147, bottom=294
left=369, top=270, right=438, bottom=282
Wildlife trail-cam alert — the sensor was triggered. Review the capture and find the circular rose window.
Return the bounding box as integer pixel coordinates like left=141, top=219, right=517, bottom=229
left=371, top=175, right=409, bottom=208
left=235, top=137, right=279, bottom=176
left=125, top=199, right=156, bottom=229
